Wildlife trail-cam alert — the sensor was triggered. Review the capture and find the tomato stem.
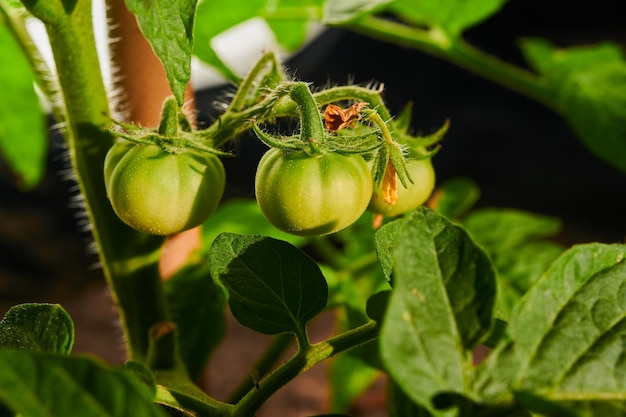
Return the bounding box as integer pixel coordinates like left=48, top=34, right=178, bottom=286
left=288, top=82, right=326, bottom=156
left=228, top=51, right=282, bottom=113
left=233, top=321, right=379, bottom=416
left=343, top=15, right=555, bottom=110
left=157, top=96, right=182, bottom=137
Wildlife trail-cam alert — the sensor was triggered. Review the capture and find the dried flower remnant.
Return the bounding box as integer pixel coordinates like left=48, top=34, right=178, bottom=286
left=324, top=102, right=368, bottom=131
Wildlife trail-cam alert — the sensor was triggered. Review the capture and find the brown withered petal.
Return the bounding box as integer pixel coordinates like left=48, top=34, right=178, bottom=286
left=324, top=104, right=346, bottom=131
left=381, top=160, right=398, bottom=206
left=324, top=102, right=368, bottom=131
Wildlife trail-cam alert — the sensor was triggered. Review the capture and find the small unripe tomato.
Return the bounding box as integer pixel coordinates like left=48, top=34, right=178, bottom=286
left=255, top=148, right=373, bottom=236
left=104, top=141, right=225, bottom=235
left=369, top=158, right=435, bottom=217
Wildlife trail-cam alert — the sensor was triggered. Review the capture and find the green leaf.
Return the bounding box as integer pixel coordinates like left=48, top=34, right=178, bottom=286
left=0, top=351, right=166, bottom=417
left=462, top=208, right=565, bottom=320
left=475, top=243, right=626, bottom=414
left=193, top=0, right=321, bottom=77
left=124, top=0, right=197, bottom=105
left=164, top=263, right=226, bottom=380
left=379, top=207, right=496, bottom=413
left=322, top=0, right=393, bottom=24
left=201, top=199, right=308, bottom=252
left=521, top=39, right=626, bottom=174
left=0, top=23, right=47, bottom=189
left=429, top=177, right=480, bottom=221
left=388, top=0, right=508, bottom=38
left=209, top=233, right=328, bottom=337
left=265, top=0, right=323, bottom=51
left=0, top=303, right=73, bottom=355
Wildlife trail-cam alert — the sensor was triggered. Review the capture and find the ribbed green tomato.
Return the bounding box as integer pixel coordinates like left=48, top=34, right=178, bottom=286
left=104, top=141, right=225, bottom=235
left=369, top=158, right=435, bottom=217
left=255, top=148, right=373, bottom=236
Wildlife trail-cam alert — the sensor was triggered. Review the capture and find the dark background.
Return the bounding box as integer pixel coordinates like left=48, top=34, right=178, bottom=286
left=1, top=1, right=625, bottom=414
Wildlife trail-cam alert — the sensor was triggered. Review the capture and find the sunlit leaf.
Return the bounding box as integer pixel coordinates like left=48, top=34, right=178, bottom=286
left=475, top=243, right=626, bottom=415
left=323, top=0, right=393, bottom=24
left=379, top=207, right=496, bottom=413
left=387, top=0, right=508, bottom=38
left=125, top=0, right=197, bottom=104
left=194, top=0, right=321, bottom=78
left=0, top=23, right=47, bottom=189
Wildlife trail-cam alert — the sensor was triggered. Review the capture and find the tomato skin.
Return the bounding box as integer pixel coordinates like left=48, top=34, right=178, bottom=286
left=369, top=158, right=435, bottom=217
left=255, top=148, right=373, bottom=236
left=104, top=141, right=225, bottom=235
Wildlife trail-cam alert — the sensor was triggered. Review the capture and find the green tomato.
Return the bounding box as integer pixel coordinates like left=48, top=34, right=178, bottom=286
left=104, top=141, right=225, bottom=235
left=369, top=158, right=435, bottom=217
left=255, top=148, right=373, bottom=236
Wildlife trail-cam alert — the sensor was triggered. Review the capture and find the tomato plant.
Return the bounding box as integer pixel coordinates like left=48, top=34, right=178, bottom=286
left=1, top=0, right=626, bottom=417
left=369, top=157, right=435, bottom=217
left=255, top=148, right=373, bottom=236
left=104, top=141, right=225, bottom=235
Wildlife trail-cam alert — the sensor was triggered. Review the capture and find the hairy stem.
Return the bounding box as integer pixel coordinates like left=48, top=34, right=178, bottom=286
left=233, top=321, right=379, bottom=416
left=344, top=16, right=554, bottom=109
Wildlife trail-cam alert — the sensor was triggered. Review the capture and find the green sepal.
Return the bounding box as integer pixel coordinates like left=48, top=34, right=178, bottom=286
left=371, top=144, right=390, bottom=188
left=389, top=142, right=411, bottom=188
left=108, top=96, right=231, bottom=157
left=251, top=124, right=304, bottom=151
left=399, top=119, right=449, bottom=152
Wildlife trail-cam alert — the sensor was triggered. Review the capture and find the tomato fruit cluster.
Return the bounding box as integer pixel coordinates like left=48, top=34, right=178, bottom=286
left=255, top=148, right=373, bottom=236
left=104, top=141, right=225, bottom=235
left=369, top=158, right=435, bottom=217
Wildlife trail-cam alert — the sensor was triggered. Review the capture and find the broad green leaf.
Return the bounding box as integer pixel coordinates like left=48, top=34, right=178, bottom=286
left=0, top=351, right=166, bottom=417
left=0, top=303, right=73, bottom=355
left=462, top=208, right=564, bottom=321
left=265, top=0, right=323, bottom=51
left=379, top=207, right=496, bottom=413
left=124, top=0, right=197, bottom=105
left=164, top=263, right=226, bottom=380
left=194, top=0, right=264, bottom=78
left=0, top=23, right=47, bottom=189
left=201, top=199, right=308, bottom=252
left=475, top=243, right=626, bottom=415
left=209, top=233, right=328, bottom=336
left=323, top=0, right=393, bottom=24
left=388, top=0, right=508, bottom=38
left=194, top=0, right=320, bottom=78
left=429, top=177, right=480, bottom=221
left=521, top=39, right=626, bottom=174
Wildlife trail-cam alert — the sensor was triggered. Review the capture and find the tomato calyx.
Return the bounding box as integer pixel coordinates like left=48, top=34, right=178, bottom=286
left=108, top=96, right=229, bottom=158
left=252, top=82, right=384, bottom=158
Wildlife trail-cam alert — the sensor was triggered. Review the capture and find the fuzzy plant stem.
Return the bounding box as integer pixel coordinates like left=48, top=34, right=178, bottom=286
left=22, top=0, right=173, bottom=367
